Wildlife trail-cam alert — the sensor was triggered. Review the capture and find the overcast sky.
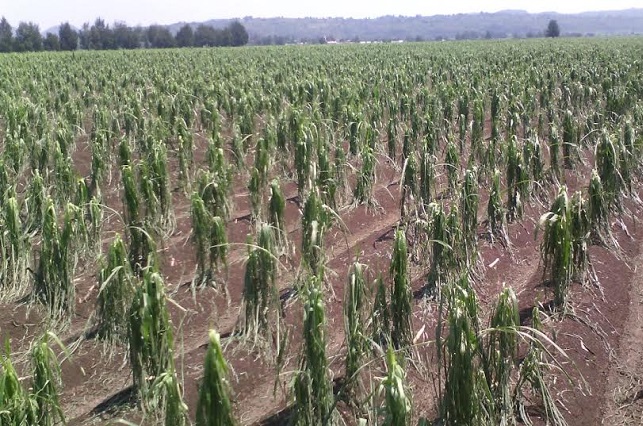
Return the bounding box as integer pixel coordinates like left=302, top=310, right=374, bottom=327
left=2, top=0, right=641, bottom=29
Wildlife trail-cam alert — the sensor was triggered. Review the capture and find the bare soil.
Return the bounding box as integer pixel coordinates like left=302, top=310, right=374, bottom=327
left=2, top=127, right=642, bottom=426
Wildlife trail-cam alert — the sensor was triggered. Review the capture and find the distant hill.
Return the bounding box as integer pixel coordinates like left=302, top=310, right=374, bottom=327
left=164, top=9, right=643, bottom=43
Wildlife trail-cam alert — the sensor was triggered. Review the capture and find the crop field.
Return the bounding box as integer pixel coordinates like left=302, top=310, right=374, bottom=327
left=1, top=38, right=643, bottom=425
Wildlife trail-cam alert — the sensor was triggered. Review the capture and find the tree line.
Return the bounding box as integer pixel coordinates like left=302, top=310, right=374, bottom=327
left=0, top=17, right=249, bottom=52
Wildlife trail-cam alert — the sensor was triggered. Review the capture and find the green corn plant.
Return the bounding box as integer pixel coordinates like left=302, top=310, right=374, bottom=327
left=440, top=277, right=484, bottom=426
left=33, top=199, right=75, bottom=324
left=347, top=109, right=360, bottom=156
left=196, top=330, right=236, bottom=426
left=458, top=113, right=467, bottom=154
left=460, top=168, right=479, bottom=269
left=485, top=121, right=501, bottom=175
left=149, top=367, right=188, bottom=426
left=334, top=145, right=349, bottom=206
left=562, top=109, right=577, bottom=169
left=619, top=121, right=634, bottom=196
left=240, top=224, right=279, bottom=345
left=30, top=333, right=66, bottom=426
left=390, top=229, right=412, bottom=350
left=95, top=234, right=136, bottom=347
left=587, top=169, right=615, bottom=247
left=191, top=191, right=214, bottom=286
left=119, top=136, right=133, bottom=168
left=89, top=134, right=108, bottom=197
left=470, top=97, right=484, bottom=165
left=419, top=139, right=435, bottom=208
left=140, top=141, right=174, bottom=235
left=515, top=308, right=569, bottom=426
left=122, top=164, right=144, bottom=271
left=595, top=129, right=621, bottom=212
left=400, top=151, right=418, bottom=218
left=129, top=270, right=175, bottom=407
left=527, top=136, right=546, bottom=198
left=445, top=139, right=459, bottom=196
left=26, top=170, right=46, bottom=232
left=292, top=275, right=335, bottom=426
left=402, top=127, right=412, bottom=161
left=0, top=196, right=30, bottom=300
left=426, top=204, right=448, bottom=296
left=506, top=135, right=523, bottom=222
left=427, top=204, right=461, bottom=297
left=317, top=138, right=337, bottom=211
left=87, top=195, right=103, bottom=254
left=377, top=347, right=412, bottom=426
left=231, top=122, right=246, bottom=171
left=62, top=202, right=90, bottom=266
left=268, top=179, right=288, bottom=253
left=570, top=191, right=590, bottom=284
left=176, top=123, right=194, bottom=192
left=371, top=273, right=391, bottom=350
left=52, top=144, right=77, bottom=207
left=387, top=118, right=397, bottom=162
left=549, top=124, right=562, bottom=181
left=537, top=187, right=573, bottom=310
left=0, top=342, right=38, bottom=425
left=483, top=287, right=520, bottom=424
left=487, top=169, right=508, bottom=246
left=248, top=167, right=262, bottom=222
left=354, top=144, right=377, bottom=208
left=197, top=168, right=232, bottom=222
left=294, top=118, right=312, bottom=199
left=301, top=190, right=328, bottom=277
left=344, top=262, right=367, bottom=397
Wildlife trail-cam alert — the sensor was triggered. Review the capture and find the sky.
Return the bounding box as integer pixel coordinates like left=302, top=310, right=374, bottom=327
left=2, top=0, right=641, bottom=30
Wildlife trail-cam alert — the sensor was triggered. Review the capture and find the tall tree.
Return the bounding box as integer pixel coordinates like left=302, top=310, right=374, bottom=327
left=146, top=25, right=175, bottom=48
left=194, top=24, right=218, bottom=47
left=58, top=22, right=78, bottom=50
left=78, top=23, right=90, bottom=49
left=89, top=18, right=115, bottom=49
left=14, top=22, right=43, bottom=52
left=228, top=21, right=249, bottom=46
left=43, top=33, right=61, bottom=51
left=0, top=17, right=13, bottom=52
left=214, top=28, right=232, bottom=46
left=113, top=22, right=140, bottom=49
left=545, top=19, right=561, bottom=38
left=175, top=24, right=194, bottom=47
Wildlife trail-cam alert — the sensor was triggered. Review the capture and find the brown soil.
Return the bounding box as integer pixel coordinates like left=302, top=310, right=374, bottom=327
left=2, top=124, right=643, bottom=426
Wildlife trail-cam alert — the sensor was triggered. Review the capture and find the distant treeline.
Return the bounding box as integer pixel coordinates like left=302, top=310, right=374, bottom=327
left=0, top=17, right=249, bottom=52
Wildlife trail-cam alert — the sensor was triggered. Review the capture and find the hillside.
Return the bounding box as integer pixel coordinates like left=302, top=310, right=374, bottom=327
left=164, top=9, right=643, bottom=43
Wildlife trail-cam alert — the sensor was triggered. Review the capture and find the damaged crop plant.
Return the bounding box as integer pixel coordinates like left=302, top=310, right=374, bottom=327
left=0, top=35, right=642, bottom=426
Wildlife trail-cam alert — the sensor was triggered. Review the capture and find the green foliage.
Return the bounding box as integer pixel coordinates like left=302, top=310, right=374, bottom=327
left=0, top=196, right=30, bottom=299
left=30, top=333, right=66, bottom=426
left=33, top=199, right=75, bottom=324
left=269, top=179, right=288, bottom=252
left=301, top=190, right=328, bottom=276
left=344, top=262, right=367, bottom=396
left=129, top=270, right=175, bottom=405
left=487, top=169, right=508, bottom=245
left=595, top=129, right=622, bottom=212
left=96, top=234, right=136, bottom=347
left=537, top=187, right=573, bottom=310
left=0, top=342, right=38, bottom=425
left=390, top=229, right=412, bottom=350
left=371, top=274, right=391, bottom=350
left=196, top=330, right=236, bottom=426
left=377, top=347, right=412, bottom=426
left=241, top=224, right=280, bottom=343
left=293, top=276, right=335, bottom=426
